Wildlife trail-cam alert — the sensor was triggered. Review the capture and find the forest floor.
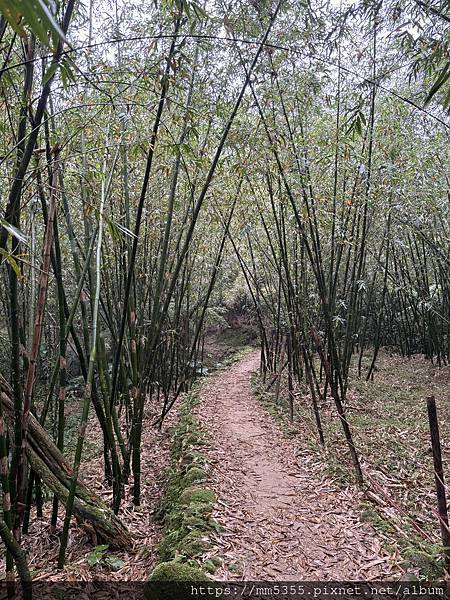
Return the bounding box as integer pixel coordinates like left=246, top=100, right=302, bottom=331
left=5, top=331, right=252, bottom=583
left=251, top=351, right=450, bottom=580
left=194, top=351, right=400, bottom=580
left=4, top=340, right=448, bottom=583
left=21, top=404, right=175, bottom=583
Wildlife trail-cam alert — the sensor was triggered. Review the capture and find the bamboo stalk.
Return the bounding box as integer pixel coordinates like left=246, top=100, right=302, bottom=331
left=18, top=150, right=59, bottom=530
left=58, top=137, right=112, bottom=567
left=426, top=396, right=450, bottom=572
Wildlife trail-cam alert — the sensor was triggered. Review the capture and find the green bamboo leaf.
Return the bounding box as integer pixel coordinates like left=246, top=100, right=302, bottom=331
left=0, top=217, right=28, bottom=245
left=191, top=1, right=207, bottom=19
left=0, top=0, right=27, bottom=36
left=0, top=0, right=68, bottom=48
left=19, top=0, right=48, bottom=40
left=0, top=248, right=22, bottom=277
left=58, top=58, right=76, bottom=90
left=34, top=0, right=68, bottom=44
left=444, top=84, right=450, bottom=110
left=42, top=62, right=58, bottom=85
left=424, top=62, right=450, bottom=106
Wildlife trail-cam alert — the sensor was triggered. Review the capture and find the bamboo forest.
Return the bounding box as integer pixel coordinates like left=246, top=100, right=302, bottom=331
left=0, top=0, right=448, bottom=596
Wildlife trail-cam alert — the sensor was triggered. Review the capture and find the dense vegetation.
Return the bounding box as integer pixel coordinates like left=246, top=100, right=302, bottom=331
left=0, top=0, right=448, bottom=592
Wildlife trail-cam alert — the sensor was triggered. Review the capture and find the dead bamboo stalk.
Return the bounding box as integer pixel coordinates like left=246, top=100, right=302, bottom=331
left=17, top=152, right=59, bottom=531
left=265, top=360, right=288, bottom=392
left=426, top=396, right=450, bottom=572
left=0, top=375, right=131, bottom=549
left=311, top=327, right=363, bottom=485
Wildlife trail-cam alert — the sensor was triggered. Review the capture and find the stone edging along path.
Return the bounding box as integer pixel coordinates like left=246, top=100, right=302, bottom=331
left=147, top=386, right=219, bottom=587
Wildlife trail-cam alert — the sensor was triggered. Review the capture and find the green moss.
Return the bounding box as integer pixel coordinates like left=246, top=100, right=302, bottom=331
left=358, top=500, right=446, bottom=578
left=159, top=530, right=182, bottom=561
left=402, top=545, right=445, bottom=579
left=203, top=559, right=218, bottom=574
left=182, top=432, right=207, bottom=450
left=153, top=387, right=218, bottom=580
left=148, top=560, right=210, bottom=582
left=358, top=501, right=397, bottom=536
left=182, top=467, right=208, bottom=487
left=180, top=451, right=207, bottom=468
left=165, top=510, right=183, bottom=530
left=159, top=528, right=207, bottom=561
left=178, top=530, right=205, bottom=558
left=183, top=516, right=213, bottom=531
left=145, top=561, right=211, bottom=599
left=179, top=486, right=215, bottom=506
left=228, top=562, right=241, bottom=574
left=183, top=501, right=214, bottom=519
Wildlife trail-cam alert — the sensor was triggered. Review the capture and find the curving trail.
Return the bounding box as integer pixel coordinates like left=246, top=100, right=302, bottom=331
left=196, top=351, right=396, bottom=580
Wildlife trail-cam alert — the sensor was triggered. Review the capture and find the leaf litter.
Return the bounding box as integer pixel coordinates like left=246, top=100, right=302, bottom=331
left=194, top=351, right=402, bottom=580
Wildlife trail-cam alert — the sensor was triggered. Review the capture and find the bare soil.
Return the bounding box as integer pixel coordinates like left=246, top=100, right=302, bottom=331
left=196, top=351, right=400, bottom=580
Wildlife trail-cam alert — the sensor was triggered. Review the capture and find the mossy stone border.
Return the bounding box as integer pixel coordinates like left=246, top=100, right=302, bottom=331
left=147, top=389, right=219, bottom=588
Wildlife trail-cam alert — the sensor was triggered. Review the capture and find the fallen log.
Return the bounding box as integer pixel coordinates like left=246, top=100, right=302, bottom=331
left=0, top=375, right=131, bottom=549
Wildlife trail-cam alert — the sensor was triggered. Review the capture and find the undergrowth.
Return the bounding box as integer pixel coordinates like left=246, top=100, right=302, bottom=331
left=147, top=342, right=254, bottom=593
left=251, top=352, right=450, bottom=581
left=147, top=389, right=220, bottom=591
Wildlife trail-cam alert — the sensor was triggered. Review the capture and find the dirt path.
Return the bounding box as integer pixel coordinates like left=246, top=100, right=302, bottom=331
left=196, top=351, right=396, bottom=580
